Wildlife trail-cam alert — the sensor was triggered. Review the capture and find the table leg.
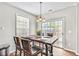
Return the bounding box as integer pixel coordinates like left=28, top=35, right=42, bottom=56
left=50, top=45, right=53, bottom=56
left=45, top=44, right=48, bottom=56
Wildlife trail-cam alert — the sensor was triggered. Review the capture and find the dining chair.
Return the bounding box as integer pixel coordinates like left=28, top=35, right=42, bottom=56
left=14, top=36, right=23, bottom=56
left=21, top=39, right=43, bottom=56
left=47, top=33, right=53, bottom=37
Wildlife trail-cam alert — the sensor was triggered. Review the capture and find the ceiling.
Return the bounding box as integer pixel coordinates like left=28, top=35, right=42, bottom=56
left=7, top=2, right=77, bottom=16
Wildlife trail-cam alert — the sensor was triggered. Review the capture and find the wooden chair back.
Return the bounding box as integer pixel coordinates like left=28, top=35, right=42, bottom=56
left=14, top=36, right=21, bottom=48
left=21, top=39, right=32, bottom=55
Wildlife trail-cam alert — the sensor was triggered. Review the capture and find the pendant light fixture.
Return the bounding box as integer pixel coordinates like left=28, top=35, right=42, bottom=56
left=36, top=2, right=45, bottom=22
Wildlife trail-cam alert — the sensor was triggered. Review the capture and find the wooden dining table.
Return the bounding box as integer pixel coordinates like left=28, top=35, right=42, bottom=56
left=21, top=36, right=58, bottom=56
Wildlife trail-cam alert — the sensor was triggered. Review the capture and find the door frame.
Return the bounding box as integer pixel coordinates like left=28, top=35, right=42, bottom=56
left=43, top=17, right=66, bottom=48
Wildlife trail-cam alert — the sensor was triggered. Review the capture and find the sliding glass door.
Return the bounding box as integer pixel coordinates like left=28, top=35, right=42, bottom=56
left=42, top=18, right=65, bottom=48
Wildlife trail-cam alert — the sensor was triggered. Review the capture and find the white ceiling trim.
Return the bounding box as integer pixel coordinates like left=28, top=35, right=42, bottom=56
left=6, top=2, right=78, bottom=16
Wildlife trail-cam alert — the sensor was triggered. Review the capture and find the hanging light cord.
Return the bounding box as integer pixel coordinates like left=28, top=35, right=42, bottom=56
left=40, top=2, right=42, bottom=18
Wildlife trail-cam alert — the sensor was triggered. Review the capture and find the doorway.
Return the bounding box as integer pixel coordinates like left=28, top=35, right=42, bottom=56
left=42, top=18, right=65, bottom=48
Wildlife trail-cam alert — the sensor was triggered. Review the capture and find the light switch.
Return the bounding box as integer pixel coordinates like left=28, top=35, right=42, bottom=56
left=0, top=26, right=5, bottom=30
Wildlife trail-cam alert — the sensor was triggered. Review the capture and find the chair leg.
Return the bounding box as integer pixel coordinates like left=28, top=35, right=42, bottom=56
left=0, top=50, right=2, bottom=56
left=20, top=50, right=22, bottom=56
left=23, top=51, right=25, bottom=56
left=41, top=52, right=43, bottom=56
left=15, top=49, right=17, bottom=56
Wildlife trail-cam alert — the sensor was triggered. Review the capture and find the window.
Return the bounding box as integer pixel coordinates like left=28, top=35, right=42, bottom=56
left=16, top=16, right=29, bottom=37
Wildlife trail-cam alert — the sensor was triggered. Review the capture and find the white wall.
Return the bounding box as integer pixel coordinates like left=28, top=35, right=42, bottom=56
left=77, top=4, right=79, bottom=53
left=0, top=2, right=78, bottom=54
left=43, top=6, right=77, bottom=51
left=0, top=3, right=36, bottom=53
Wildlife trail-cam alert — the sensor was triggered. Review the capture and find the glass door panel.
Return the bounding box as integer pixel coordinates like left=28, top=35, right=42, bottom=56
left=41, top=18, right=65, bottom=48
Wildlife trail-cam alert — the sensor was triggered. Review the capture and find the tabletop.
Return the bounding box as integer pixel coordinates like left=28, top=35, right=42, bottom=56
left=21, top=36, right=58, bottom=45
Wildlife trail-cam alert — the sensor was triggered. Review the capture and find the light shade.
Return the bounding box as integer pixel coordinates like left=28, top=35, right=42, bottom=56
left=36, top=17, right=45, bottom=22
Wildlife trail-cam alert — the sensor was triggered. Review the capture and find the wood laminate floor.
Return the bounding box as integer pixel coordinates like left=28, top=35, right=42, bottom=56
left=10, top=47, right=77, bottom=56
